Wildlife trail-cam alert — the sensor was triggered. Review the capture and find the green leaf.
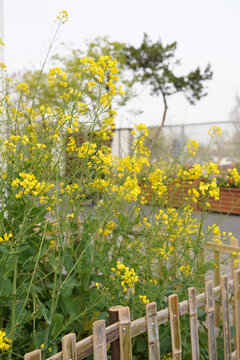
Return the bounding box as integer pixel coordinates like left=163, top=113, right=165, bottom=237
left=136, top=339, right=147, bottom=353
left=51, top=313, right=64, bottom=338
left=97, top=312, right=108, bottom=321
left=0, top=246, right=12, bottom=254
left=197, top=308, right=206, bottom=321
left=0, top=278, right=12, bottom=297
left=231, top=325, right=236, bottom=339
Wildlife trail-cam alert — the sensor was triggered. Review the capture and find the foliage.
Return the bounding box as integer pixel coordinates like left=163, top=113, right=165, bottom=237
left=20, top=36, right=133, bottom=112
left=0, top=15, right=233, bottom=360
left=218, top=167, right=240, bottom=188
left=123, top=33, right=213, bottom=138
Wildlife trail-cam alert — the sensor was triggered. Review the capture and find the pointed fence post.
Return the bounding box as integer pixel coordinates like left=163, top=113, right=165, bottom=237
left=230, top=238, right=238, bottom=350
left=213, top=250, right=221, bottom=328
left=205, top=280, right=217, bottom=360
left=221, top=275, right=231, bottom=360
left=146, top=302, right=160, bottom=360
left=62, top=333, right=77, bottom=360
left=234, top=269, right=240, bottom=359
left=109, top=305, right=124, bottom=360
left=118, top=307, right=132, bottom=360
left=188, top=287, right=199, bottom=360
left=93, top=320, right=108, bottom=360
left=24, top=350, right=41, bottom=360
left=168, top=294, right=182, bottom=360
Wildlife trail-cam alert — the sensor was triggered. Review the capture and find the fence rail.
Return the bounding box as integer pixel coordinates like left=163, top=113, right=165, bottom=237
left=24, top=240, right=240, bottom=360
left=24, top=274, right=240, bottom=360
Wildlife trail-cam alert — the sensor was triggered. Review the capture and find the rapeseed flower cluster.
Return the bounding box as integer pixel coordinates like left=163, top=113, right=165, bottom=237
left=208, top=224, right=222, bottom=244
left=80, top=56, right=120, bottom=97
left=228, top=168, right=240, bottom=186
left=16, top=83, right=29, bottom=94
left=111, top=261, right=138, bottom=293
left=0, top=232, right=12, bottom=243
left=232, top=250, right=240, bottom=267
left=162, top=353, right=172, bottom=360
left=179, top=264, right=191, bottom=277
left=158, top=243, right=174, bottom=260
left=148, top=169, right=167, bottom=198
left=99, top=220, right=115, bottom=236
left=138, top=295, right=150, bottom=304
left=11, top=173, right=54, bottom=199
left=56, top=10, right=69, bottom=24
left=154, top=207, right=199, bottom=246
left=0, top=330, right=11, bottom=350
left=185, top=139, right=199, bottom=155
left=208, top=126, right=221, bottom=137
left=48, top=67, right=67, bottom=87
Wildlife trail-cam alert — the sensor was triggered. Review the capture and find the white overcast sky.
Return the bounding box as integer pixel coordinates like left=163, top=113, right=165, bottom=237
left=2, top=0, right=240, bottom=129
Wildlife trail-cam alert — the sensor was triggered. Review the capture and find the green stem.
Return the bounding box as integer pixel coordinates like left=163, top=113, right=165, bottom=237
left=8, top=248, right=19, bottom=358
left=13, top=221, right=48, bottom=336
left=27, top=21, right=61, bottom=125
left=32, top=288, right=37, bottom=349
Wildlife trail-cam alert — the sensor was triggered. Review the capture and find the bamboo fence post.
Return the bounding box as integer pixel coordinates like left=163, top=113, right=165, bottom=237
left=221, top=275, right=231, bottom=360
left=62, top=333, right=77, bottom=360
left=168, top=294, right=182, bottom=360
left=188, top=287, right=199, bottom=360
left=24, top=350, right=41, bottom=360
left=230, top=239, right=238, bottom=280
left=146, top=302, right=160, bottom=360
left=118, top=306, right=132, bottom=360
left=109, top=305, right=124, bottom=360
left=214, top=250, right=221, bottom=328
left=230, top=238, right=238, bottom=350
left=93, top=320, right=108, bottom=360
left=205, top=280, right=217, bottom=360
left=234, top=270, right=240, bottom=358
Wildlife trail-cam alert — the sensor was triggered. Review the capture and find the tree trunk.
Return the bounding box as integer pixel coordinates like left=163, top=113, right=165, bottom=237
left=148, top=91, right=168, bottom=152
left=152, top=91, right=168, bottom=141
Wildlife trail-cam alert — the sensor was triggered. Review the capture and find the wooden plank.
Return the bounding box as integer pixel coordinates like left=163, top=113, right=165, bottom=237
left=230, top=239, right=238, bottom=350
left=24, top=350, right=41, bottom=360
left=109, top=305, right=124, bottom=360
left=118, top=307, right=132, bottom=360
left=205, top=242, right=240, bottom=255
left=221, top=275, right=231, bottom=360
left=44, top=281, right=234, bottom=360
left=234, top=270, right=240, bottom=359
left=214, top=250, right=221, bottom=328
left=205, top=281, right=217, bottom=360
left=230, top=238, right=238, bottom=283
left=146, top=302, right=160, bottom=360
left=62, top=333, right=77, bottom=360
left=93, top=320, right=107, bottom=360
left=168, top=294, right=182, bottom=360
left=45, top=351, right=62, bottom=360
left=188, top=287, right=199, bottom=360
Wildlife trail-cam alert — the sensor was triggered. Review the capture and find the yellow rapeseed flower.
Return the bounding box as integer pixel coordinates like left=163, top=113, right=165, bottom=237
left=0, top=330, right=11, bottom=350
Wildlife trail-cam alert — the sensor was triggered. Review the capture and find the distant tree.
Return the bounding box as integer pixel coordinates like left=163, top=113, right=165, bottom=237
left=124, top=33, right=213, bottom=140
left=21, top=37, right=133, bottom=112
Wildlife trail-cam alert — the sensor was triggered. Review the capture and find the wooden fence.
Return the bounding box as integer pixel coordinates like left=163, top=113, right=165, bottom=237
left=24, top=270, right=240, bottom=359
left=23, top=239, right=240, bottom=360
left=24, top=240, right=240, bottom=360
